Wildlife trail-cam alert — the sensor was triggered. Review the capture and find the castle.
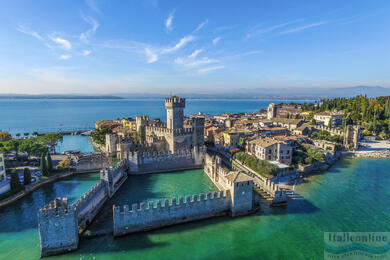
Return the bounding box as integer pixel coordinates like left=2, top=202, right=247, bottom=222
left=105, top=96, right=204, bottom=158
left=37, top=96, right=287, bottom=257
left=105, top=96, right=207, bottom=173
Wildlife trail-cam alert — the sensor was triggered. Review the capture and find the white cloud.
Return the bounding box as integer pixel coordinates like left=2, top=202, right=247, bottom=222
left=198, top=66, right=225, bottom=74
left=194, top=20, right=208, bottom=32
left=278, top=21, right=327, bottom=35
left=165, top=13, right=174, bottom=32
left=212, top=37, right=221, bottom=45
left=86, top=0, right=101, bottom=14
left=162, top=35, right=195, bottom=53
left=224, top=50, right=263, bottom=60
left=17, top=25, right=43, bottom=40
left=80, top=15, right=99, bottom=43
left=175, top=57, right=218, bottom=68
left=50, top=36, right=72, bottom=50
left=82, top=50, right=91, bottom=56
left=145, top=48, right=158, bottom=63
left=246, top=20, right=300, bottom=39
left=59, top=54, right=71, bottom=60
left=188, top=48, right=203, bottom=58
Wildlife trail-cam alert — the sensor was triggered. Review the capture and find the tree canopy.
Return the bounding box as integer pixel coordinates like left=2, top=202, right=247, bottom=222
left=235, top=152, right=279, bottom=177
left=302, top=95, right=390, bottom=136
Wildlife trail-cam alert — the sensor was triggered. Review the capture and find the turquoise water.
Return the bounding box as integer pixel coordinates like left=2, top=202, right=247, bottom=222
left=0, top=99, right=313, bottom=134
left=0, top=159, right=389, bottom=259
left=55, top=135, right=96, bottom=154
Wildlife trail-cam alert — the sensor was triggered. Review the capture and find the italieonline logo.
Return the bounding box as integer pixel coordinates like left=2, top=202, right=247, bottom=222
left=324, top=232, right=390, bottom=259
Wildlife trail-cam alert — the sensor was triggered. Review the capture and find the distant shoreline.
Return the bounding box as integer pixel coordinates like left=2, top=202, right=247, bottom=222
left=0, top=96, right=317, bottom=101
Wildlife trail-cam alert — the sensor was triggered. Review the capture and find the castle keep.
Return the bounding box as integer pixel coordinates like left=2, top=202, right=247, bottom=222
left=103, top=96, right=206, bottom=173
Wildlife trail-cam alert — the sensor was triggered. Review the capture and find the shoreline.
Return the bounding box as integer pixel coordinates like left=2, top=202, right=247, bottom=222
left=342, top=150, right=390, bottom=158
left=0, top=169, right=99, bottom=209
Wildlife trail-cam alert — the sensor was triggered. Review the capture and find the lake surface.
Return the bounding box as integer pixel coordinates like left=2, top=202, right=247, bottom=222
left=55, top=135, right=96, bottom=154
left=0, top=99, right=313, bottom=134
left=0, top=158, right=389, bottom=259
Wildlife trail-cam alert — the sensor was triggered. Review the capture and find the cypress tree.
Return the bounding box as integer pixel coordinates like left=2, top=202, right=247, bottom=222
left=10, top=170, right=21, bottom=190
left=46, top=152, right=53, bottom=172
left=23, top=168, right=31, bottom=185
left=40, top=153, right=49, bottom=177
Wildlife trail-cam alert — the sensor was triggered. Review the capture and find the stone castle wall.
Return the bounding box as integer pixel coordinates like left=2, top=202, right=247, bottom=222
left=126, top=146, right=206, bottom=174
left=38, top=161, right=129, bottom=257
left=113, top=190, right=231, bottom=236
left=73, top=180, right=108, bottom=229
left=38, top=199, right=79, bottom=257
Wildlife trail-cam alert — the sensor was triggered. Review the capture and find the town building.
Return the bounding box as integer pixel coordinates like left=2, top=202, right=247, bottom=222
left=246, top=137, right=292, bottom=164
left=260, top=126, right=288, bottom=136
left=0, top=153, right=10, bottom=194
left=314, top=112, right=344, bottom=127
left=271, top=118, right=304, bottom=131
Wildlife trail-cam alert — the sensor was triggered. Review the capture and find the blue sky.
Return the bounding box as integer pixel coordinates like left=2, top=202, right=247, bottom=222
left=0, top=0, right=389, bottom=94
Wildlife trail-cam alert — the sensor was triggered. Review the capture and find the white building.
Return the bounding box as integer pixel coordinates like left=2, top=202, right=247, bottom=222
left=0, top=153, right=10, bottom=194
left=246, top=137, right=292, bottom=164
left=314, top=112, right=343, bottom=127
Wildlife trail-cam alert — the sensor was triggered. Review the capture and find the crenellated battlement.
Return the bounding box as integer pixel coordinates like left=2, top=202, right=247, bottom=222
left=73, top=180, right=106, bottom=213
left=39, top=198, right=75, bottom=218
left=113, top=189, right=233, bottom=236
left=165, top=96, right=185, bottom=108
left=145, top=126, right=194, bottom=136
left=115, top=190, right=229, bottom=215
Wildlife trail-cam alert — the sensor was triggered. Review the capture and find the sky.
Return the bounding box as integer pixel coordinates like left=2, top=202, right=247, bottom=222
left=0, top=0, right=389, bottom=95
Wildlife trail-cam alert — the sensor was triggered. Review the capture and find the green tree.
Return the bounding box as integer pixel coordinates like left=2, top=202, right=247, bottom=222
left=23, top=133, right=29, bottom=138
left=2, top=140, right=20, bottom=157
left=15, top=133, right=21, bottom=138
left=311, top=118, right=316, bottom=125
left=91, top=126, right=113, bottom=145
left=0, top=131, right=11, bottom=142
left=46, top=152, right=53, bottom=172
left=23, top=168, right=31, bottom=185
left=10, top=170, right=22, bottom=190
left=40, top=153, right=49, bottom=177
left=32, top=131, right=39, bottom=137
left=38, top=133, right=63, bottom=153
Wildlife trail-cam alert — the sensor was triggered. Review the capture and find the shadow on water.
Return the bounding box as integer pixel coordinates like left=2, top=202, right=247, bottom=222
left=78, top=213, right=235, bottom=255
left=0, top=173, right=99, bottom=233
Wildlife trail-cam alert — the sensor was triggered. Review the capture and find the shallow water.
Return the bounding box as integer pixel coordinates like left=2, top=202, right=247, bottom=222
left=0, top=158, right=389, bottom=259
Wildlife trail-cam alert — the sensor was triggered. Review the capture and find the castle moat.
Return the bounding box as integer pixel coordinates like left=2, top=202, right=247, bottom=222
left=0, top=158, right=389, bottom=259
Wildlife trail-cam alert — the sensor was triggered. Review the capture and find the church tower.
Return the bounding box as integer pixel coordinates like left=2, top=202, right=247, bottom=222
left=165, top=96, right=185, bottom=129
left=267, top=103, right=277, bottom=119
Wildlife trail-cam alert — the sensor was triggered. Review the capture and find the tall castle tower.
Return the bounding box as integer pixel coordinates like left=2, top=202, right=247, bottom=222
left=165, top=96, right=185, bottom=129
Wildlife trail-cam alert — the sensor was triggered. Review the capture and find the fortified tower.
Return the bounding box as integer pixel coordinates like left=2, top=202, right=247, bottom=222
left=38, top=198, right=79, bottom=257
left=165, top=96, right=185, bottom=129
left=191, top=117, right=205, bottom=147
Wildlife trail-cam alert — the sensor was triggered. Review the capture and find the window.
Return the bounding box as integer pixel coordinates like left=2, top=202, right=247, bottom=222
left=0, top=166, right=3, bottom=171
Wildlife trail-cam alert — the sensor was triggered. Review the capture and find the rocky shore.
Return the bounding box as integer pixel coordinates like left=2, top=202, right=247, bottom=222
left=343, top=150, right=390, bottom=158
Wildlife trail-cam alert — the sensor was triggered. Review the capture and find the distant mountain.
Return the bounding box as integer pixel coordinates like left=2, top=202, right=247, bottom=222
left=116, top=86, right=390, bottom=100
left=0, top=94, right=122, bottom=99
left=1, top=86, right=389, bottom=100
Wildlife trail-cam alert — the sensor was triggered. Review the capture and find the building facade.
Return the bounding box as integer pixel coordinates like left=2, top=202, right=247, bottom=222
left=314, top=112, right=343, bottom=127
left=0, top=153, right=10, bottom=194
left=246, top=137, right=292, bottom=164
